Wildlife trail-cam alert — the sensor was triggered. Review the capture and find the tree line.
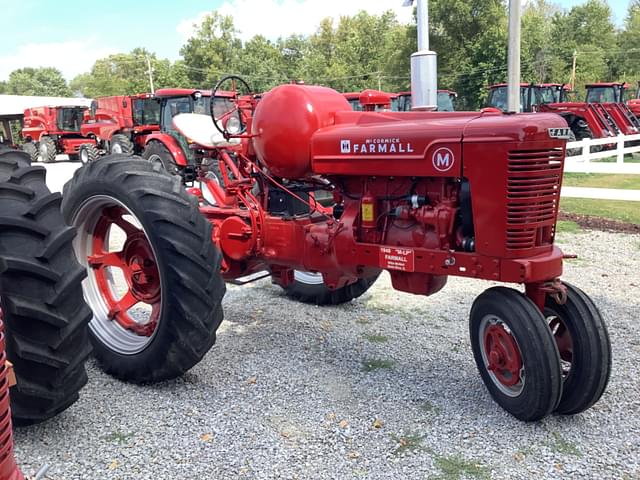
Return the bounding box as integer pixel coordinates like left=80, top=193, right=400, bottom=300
left=2, top=0, right=640, bottom=109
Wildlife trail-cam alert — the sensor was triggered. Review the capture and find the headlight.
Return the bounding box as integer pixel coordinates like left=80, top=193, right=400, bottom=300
left=226, top=116, right=241, bottom=134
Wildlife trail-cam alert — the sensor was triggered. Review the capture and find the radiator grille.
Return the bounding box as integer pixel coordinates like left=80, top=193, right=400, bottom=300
left=506, top=149, right=563, bottom=250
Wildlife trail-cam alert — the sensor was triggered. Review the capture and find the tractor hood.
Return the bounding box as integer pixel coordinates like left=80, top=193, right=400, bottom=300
left=311, top=110, right=568, bottom=177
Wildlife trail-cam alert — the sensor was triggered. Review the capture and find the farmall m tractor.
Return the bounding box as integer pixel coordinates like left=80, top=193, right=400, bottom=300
left=0, top=148, right=92, bottom=478
left=61, top=77, right=611, bottom=422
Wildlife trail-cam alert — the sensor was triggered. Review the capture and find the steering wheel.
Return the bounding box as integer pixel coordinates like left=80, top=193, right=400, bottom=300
left=210, top=75, right=253, bottom=138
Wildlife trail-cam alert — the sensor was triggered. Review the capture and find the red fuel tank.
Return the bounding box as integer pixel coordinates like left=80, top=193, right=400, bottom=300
left=251, top=85, right=350, bottom=178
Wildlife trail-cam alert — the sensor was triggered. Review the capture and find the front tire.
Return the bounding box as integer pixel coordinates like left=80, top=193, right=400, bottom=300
left=0, top=149, right=92, bottom=425
left=142, top=141, right=179, bottom=175
left=544, top=283, right=611, bottom=414
left=79, top=143, right=99, bottom=164
left=38, top=136, right=57, bottom=163
left=62, top=155, right=225, bottom=383
left=21, top=142, right=38, bottom=163
left=282, top=271, right=379, bottom=305
left=110, top=134, right=134, bottom=155
left=470, top=287, right=562, bottom=421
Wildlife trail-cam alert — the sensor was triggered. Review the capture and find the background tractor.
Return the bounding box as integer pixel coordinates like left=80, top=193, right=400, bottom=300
left=78, top=93, right=160, bottom=163
left=62, top=77, right=610, bottom=422
left=487, top=82, right=640, bottom=141
left=0, top=147, right=92, bottom=478
left=21, top=105, right=94, bottom=163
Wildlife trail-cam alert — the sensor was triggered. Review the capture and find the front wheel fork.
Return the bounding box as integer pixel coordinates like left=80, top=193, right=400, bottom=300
left=525, top=278, right=568, bottom=311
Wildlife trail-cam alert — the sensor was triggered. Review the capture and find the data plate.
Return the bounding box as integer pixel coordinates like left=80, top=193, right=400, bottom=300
left=379, top=247, right=415, bottom=272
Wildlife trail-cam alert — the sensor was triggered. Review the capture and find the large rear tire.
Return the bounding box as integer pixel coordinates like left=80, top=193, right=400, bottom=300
left=470, top=287, right=562, bottom=421
left=62, top=155, right=225, bottom=383
left=0, top=149, right=92, bottom=425
left=282, top=271, right=379, bottom=305
left=544, top=283, right=611, bottom=415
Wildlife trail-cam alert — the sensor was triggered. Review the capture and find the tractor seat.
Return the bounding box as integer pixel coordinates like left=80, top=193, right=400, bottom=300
left=172, top=114, right=240, bottom=148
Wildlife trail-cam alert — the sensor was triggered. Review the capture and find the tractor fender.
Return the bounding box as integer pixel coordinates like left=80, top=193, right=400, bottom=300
left=144, top=134, right=189, bottom=166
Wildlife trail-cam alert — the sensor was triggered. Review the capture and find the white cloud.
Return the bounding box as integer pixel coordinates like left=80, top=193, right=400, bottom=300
left=0, top=38, right=117, bottom=81
left=176, top=0, right=414, bottom=42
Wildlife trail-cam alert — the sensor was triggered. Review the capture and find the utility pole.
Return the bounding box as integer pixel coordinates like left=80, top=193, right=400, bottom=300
left=570, top=50, right=577, bottom=90
left=404, top=0, right=438, bottom=110
left=146, top=56, right=155, bottom=94
left=507, top=0, right=522, bottom=113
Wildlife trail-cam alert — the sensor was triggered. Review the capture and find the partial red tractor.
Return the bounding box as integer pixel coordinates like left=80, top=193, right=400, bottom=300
left=487, top=82, right=640, bottom=141
left=137, top=87, right=245, bottom=183
left=61, top=76, right=610, bottom=422
left=21, top=105, right=93, bottom=163
left=393, top=90, right=458, bottom=112
left=78, top=93, right=160, bottom=163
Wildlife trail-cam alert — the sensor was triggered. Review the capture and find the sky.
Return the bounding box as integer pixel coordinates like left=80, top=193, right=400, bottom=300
left=0, top=0, right=632, bottom=82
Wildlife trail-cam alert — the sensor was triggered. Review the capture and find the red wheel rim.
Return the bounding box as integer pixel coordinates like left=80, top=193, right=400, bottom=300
left=480, top=316, right=525, bottom=396
left=89, top=205, right=160, bottom=337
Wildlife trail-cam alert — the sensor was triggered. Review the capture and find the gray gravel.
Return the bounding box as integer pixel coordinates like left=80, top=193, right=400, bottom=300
left=12, top=227, right=640, bottom=479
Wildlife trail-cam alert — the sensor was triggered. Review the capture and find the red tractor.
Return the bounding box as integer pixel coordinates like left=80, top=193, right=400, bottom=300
left=78, top=93, right=160, bottom=163
left=135, top=88, right=243, bottom=183
left=393, top=90, right=458, bottom=112
left=61, top=77, right=610, bottom=422
left=0, top=147, right=92, bottom=478
left=487, top=82, right=640, bottom=141
left=21, top=105, right=93, bottom=163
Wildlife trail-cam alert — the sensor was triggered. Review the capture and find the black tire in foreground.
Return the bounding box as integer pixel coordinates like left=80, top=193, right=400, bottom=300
left=469, top=287, right=562, bottom=422
left=62, top=155, right=225, bottom=383
left=21, top=142, right=38, bottom=163
left=79, top=143, right=99, bottom=164
left=0, top=149, right=92, bottom=425
left=544, top=283, right=611, bottom=415
left=110, top=134, right=134, bottom=155
left=142, top=141, right=179, bottom=175
left=282, top=270, right=380, bottom=305
left=38, top=136, right=57, bottom=163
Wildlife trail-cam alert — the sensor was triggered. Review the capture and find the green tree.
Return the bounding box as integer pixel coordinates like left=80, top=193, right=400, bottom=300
left=70, top=48, right=189, bottom=97
left=617, top=0, right=640, bottom=80
left=6, top=67, right=71, bottom=96
left=235, top=36, right=287, bottom=92
left=0, top=81, right=6, bottom=94
left=179, top=12, right=242, bottom=86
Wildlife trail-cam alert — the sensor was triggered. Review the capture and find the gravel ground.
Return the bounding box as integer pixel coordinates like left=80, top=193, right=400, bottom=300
left=12, top=227, right=639, bottom=480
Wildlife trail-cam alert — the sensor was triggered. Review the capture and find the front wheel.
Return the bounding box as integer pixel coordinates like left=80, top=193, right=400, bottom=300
left=38, top=136, right=57, bottom=163
left=282, top=271, right=379, bottom=305
left=21, top=142, right=38, bottom=162
left=470, top=287, right=562, bottom=421
left=79, top=143, right=99, bottom=164
left=110, top=134, right=134, bottom=155
left=62, top=155, right=226, bottom=383
left=544, top=283, right=611, bottom=414
left=142, top=141, right=178, bottom=175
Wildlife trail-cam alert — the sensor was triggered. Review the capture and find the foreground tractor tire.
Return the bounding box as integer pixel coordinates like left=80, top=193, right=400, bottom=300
left=283, top=270, right=380, bottom=305
left=110, top=134, right=134, bottom=155
left=0, top=149, right=92, bottom=425
left=544, top=283, right=611, bottom=415
left=38, top=136, right=57, bottom=163
left=21, top=142, right=38, bottom=163
left=142, top=141, right=179, bottom=175
left=62, top=155, right=225, bottom=383
left=469, top=287, right=562, bottom=422
left=79, top=143, right=99, bottom=164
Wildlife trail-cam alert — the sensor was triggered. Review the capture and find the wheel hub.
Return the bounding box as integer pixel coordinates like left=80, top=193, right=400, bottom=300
left=123, top=233, right=160, bottom=302
left=484, top=323, right=523, bottom=388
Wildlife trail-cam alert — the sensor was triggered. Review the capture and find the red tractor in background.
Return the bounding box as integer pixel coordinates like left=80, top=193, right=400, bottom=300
left=393, top=90, right=458, bottom=112
left=78, top=93, right=160, bottom=162
left=21, top=105, right=92, bottom=163
left=345, top=90, right=457, bottom=112
left=487, top=82, right=640, bottom=141
left=61, top=76, right=610, bottom=422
